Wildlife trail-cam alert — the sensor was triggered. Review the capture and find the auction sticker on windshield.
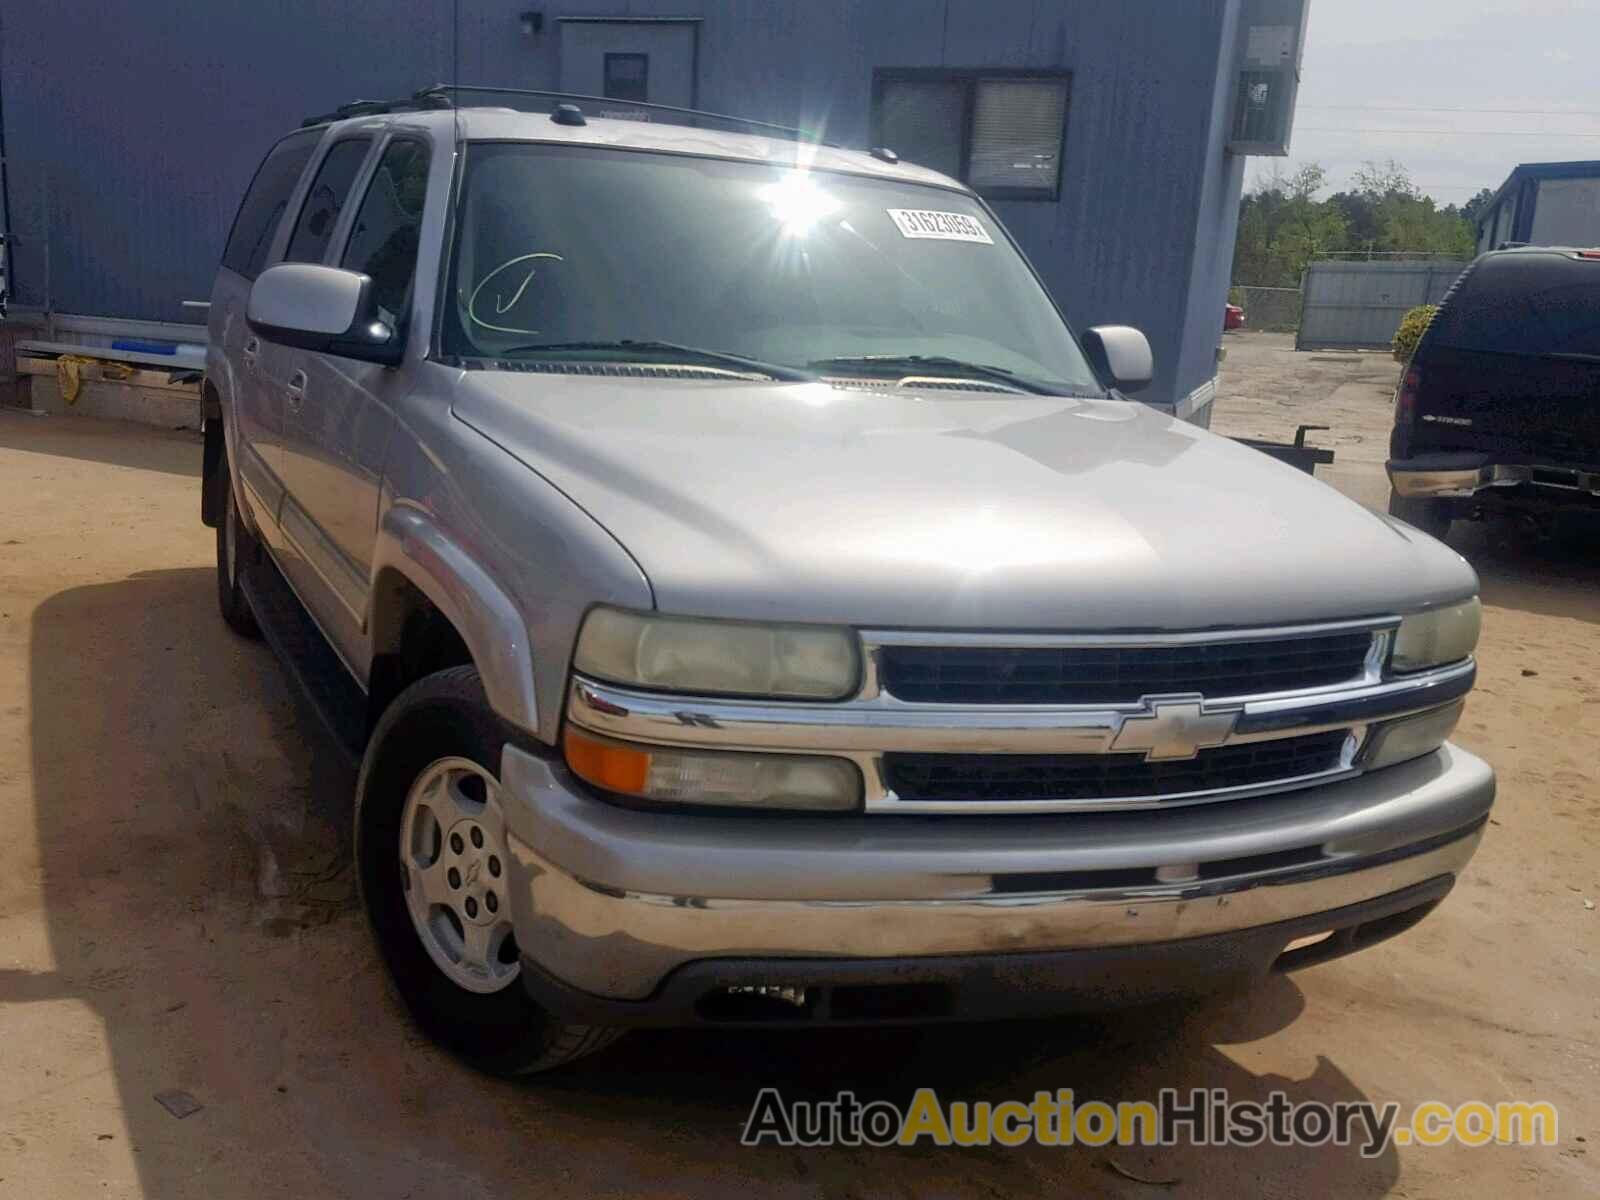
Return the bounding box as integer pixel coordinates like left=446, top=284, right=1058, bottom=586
left=888, top=209, right=994, bottom=244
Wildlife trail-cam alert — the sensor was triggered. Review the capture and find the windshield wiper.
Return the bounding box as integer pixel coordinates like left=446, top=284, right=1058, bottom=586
left=493, top=339, right=814, bottom=382
left=807, top=354, right=1073, bottom=396
left=1549, top=351, right=1600, bottom=364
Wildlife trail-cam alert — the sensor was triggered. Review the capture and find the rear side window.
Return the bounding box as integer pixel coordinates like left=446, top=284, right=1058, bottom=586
left=1429, top=256, right=1600, bottom=357
left=284, top=138, right=373, bottom=264
left=222, top=130, right=321, bottom=279
left=341, top=139, right=430, bottom=321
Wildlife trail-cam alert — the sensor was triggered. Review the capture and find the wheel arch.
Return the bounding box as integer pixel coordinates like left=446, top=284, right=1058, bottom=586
left=367, top=505, right=541, bottom=739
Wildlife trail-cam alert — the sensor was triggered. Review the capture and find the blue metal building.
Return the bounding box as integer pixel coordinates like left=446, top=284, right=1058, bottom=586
left=1474, top=161, right=1600, bottom=253
left=0, top=1, right=1307, bottom=422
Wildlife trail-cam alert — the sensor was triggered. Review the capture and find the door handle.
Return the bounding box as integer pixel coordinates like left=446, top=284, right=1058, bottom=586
left=285, top=369, right=307, bottom=412
left=242, top=336, right=260, bottom=373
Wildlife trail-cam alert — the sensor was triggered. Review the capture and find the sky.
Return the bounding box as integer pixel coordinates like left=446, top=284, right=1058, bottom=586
left=1265, top=0, right=1600, bottom=206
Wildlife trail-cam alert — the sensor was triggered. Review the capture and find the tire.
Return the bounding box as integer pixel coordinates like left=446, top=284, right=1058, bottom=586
left=1387, top=489, right=1451, bottom=542
left=355, top=665, right=624, bottom=1075
left=216, top=466, right=262, bottom=638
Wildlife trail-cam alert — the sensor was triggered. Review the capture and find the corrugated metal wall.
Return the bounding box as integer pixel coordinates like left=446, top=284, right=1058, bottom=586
left=0, top=1, right=456, bottom=324
left=1297, top=261, right=1469, bottom=352
left=0, top=0, right=1243, bottom=411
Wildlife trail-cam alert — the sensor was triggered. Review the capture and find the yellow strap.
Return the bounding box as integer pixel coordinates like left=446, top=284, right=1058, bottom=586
left=55, top=355, right=91, bottom=404
left=53, top=354, right=133, bottom=402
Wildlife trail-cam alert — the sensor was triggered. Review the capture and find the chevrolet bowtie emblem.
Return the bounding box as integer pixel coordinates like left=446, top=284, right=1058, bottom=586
left=1110, top=696, right=1241, bottom=761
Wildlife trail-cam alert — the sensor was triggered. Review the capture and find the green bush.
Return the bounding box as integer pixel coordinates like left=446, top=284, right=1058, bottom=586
left=1392, top=304, right=1437, bottom=363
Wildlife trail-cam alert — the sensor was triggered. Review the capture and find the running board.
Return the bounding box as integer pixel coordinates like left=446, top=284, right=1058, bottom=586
left=239, top=552, right=367, bottom=766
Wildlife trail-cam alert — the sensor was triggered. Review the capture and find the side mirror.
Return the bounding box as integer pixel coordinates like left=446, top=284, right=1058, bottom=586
left=246, top=263, right=402, bottom=366
left=1081, top=325, right=1153, bottom=394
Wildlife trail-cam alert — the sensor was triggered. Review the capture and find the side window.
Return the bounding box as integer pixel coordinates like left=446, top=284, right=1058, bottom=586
left=967, top=79, right=1069, bottom=198
left=341, top=139, right=430, bottom=321
left=873, top=71, right=1070, bottom=201
left=222, top=130, right=320, bottom=279
left=876, top=79, right=966, bottom=180
left=284, top=138, right=373, bottom=264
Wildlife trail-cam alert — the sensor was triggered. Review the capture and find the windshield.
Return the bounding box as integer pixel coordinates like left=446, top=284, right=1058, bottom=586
left=441, top=142, right=1103, bottom=393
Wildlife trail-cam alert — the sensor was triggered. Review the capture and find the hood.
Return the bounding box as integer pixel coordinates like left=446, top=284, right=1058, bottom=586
left=453, top=374, right=1477, bottom=630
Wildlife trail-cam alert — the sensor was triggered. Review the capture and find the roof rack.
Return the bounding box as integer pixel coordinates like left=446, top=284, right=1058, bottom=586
left=299, top=92, right=450, bottom=128
left=302, top=84, right=832, bottom=145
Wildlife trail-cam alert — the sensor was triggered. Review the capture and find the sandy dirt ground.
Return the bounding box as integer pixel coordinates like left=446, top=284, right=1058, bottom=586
left=0, top=340, right=1595, bottom=1197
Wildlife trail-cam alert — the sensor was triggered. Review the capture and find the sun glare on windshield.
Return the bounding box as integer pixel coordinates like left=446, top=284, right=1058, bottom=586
left=758, top=172, right=841, bottom=235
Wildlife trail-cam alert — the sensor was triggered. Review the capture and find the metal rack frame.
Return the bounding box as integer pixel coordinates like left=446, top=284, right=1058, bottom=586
left=302, top=83, right=827, bottom=144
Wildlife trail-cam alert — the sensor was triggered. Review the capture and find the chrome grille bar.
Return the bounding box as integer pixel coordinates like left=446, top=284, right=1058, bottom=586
left=562, top=618, right=1478, bottom=815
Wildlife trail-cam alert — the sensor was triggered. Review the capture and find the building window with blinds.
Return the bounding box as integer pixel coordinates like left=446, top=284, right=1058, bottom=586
left=872, top=70, right=1070, bottom=201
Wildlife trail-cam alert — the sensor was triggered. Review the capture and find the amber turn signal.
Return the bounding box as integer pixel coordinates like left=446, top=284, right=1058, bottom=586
left=562, top=725, right=861, bottom=811
left=563, top=726, right=651, bottom=795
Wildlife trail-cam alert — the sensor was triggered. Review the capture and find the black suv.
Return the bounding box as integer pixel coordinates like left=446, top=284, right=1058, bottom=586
left=1387, top=246, right=1600, bottom=540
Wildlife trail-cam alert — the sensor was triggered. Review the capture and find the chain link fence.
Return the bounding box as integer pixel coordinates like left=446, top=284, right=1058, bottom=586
left=1229, top=285, right=1301, bottom=333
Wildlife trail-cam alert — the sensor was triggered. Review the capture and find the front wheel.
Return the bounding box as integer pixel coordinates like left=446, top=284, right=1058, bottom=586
left=355, top=666, right=623, bottom=1075
left=1388, top=489, right=1451, bottom=542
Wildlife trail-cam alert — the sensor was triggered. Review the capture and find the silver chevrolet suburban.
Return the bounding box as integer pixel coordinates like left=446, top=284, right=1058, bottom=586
left=201, top=89, right=1493, bottom=1074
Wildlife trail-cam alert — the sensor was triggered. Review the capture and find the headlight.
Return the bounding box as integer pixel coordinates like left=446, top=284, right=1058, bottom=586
left=1391, top=597, right=1480, bottom=673
left=573, top=608, right=859, bottom=699
left=563, top=727, right=862, bottom=811
left=1361, top=701, right=1464, bottom=770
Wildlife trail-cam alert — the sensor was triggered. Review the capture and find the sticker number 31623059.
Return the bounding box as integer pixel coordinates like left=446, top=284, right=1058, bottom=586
left=887, top=209, right=995, bottom=244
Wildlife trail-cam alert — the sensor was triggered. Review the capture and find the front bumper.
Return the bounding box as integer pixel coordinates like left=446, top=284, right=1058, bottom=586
left=498, top=742, right=1493, bottom=1015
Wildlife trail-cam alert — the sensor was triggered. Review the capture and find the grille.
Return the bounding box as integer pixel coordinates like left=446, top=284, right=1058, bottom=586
left=883, top=731, right=1351, bottom=805
left=878, top=631, right=1374, bottom=705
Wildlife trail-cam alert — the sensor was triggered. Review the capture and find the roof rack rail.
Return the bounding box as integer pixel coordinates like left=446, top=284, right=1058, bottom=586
left=416, top=84, right=829, bottom=143
left=300, top=92, right=450, bottom=128
left=302, top=83, right=832, bottom=144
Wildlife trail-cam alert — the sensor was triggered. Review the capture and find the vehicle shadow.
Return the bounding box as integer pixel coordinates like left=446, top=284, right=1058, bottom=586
left=1452, top=516, right=1600, bottom=627
left=0, top=408, right=202, bottom=477
left=21, top=567, right=1401, bottom=1198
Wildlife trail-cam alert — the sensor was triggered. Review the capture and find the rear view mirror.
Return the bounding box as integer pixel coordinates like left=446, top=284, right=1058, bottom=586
left=1081, top=325, right=1154, bottom=394
left=247, top=263, right=402, bottom=366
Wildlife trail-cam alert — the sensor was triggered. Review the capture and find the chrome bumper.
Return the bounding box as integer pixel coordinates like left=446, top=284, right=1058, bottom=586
left=498, top=743, right=1493, bottom=1000
left=1390, top=458, right=1600, bottom=498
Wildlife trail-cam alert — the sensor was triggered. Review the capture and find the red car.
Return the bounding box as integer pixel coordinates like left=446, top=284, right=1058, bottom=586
left=1224, top=302, right=1246, bottom=331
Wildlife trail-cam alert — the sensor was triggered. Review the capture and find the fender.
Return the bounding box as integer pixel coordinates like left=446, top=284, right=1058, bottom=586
left=369, top=504, right=540, bottom=735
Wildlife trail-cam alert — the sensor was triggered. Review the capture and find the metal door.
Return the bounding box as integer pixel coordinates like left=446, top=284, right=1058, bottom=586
left=559, top=19, right=697, bottom=109
left=276, top=136, right=428, bottom=668
left=214, top=128, right=324, bottom=546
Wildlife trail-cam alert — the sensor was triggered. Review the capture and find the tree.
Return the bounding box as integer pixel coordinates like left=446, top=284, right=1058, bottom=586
left=1352, top=159, right=1421, bottom=202
left=1276, top=201, right=1349, bottom=280
left=1233, top=162, right=1333, bottom=286
left=1233, top=198, right=1276, bottom=287
left=1347, top=160, right=1476, bottom=257
left=1327, top=190, right=1381, bottom=251
left=1284, top=162, right=1328, bottom=202
left=1461, top=187, right=1496, bottom=227
left=1231, top=159, right=1487, bottom=289
left=1382, top=194, right=1477, bottom=258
